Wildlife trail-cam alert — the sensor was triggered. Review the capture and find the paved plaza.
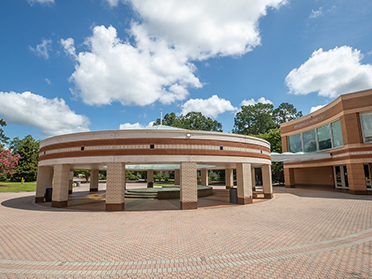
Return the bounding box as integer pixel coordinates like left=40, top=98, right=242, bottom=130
left=0, top=185, right=372, bottom=278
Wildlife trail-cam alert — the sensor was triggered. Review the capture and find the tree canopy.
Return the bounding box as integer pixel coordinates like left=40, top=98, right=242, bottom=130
left=9, top=135, right=40, bottom=182
left=0, top=119, right=10, bottom=146
left=233, top=102, right=302, bottom=135
left=155, top=111, right=223, bottom=132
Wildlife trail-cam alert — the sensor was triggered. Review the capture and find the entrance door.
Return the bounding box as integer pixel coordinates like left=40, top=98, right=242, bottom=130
left=333, top=165, right=349, bottom=189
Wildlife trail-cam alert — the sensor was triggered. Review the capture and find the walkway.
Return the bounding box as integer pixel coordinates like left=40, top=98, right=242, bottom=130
left=0, top=187, right=371, bottom=278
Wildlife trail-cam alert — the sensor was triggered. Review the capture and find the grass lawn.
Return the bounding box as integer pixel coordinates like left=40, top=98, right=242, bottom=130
left=0, top=181, right=37, bottom=192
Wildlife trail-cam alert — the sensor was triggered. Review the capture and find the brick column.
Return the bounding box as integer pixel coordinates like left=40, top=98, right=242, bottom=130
left=90, top=169, right=99, bottom=192
left=347, top=164, right=368, bottom=195
left=201, top=169, right=208, bottom=186
left=174, top=169, right=180, bottom=185
left=225, top=168, right=233, bottom=189
left=251, top=167, right=256, bottom=191
left=147, top=170, right=154, bottom=186
left=262, top=164, right=273, bottom=199
left=106, top=163, right=126, bottom=211
left=35, top=166, right=53, bottom=203
left=236, top=163, right=253, bottom=204
left=52, top=164, right=70, bottom=208
left=180, top=162, right=197, bottom=210
left=284, top=167, right=295, bottom=188
left=68, top=171, right=73, bottom=194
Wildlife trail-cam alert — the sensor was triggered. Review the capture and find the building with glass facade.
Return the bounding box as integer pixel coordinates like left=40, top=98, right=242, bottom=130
left=280, top=89, right=372, bottom=194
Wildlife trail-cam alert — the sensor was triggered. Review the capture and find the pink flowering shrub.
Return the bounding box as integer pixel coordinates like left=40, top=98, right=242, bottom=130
left=0, top=149, right=21, bottom=177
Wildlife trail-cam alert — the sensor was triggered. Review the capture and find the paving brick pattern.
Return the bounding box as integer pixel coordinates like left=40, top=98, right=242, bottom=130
left=0, top=188, right=372, bottom=278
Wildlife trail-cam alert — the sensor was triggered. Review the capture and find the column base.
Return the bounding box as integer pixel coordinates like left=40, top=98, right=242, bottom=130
left=51, top=201, right=68, bottom=208
left=264, top=193, right=273, bottom=199
left=90, top=188, right=99, bottom=192
left=349, top=190, right=368, bottom=195
left=238, top=197, right=253, bottom=204
left=180, top=201, right=197, bottom=210
left=285, top=184, right=296, bottom=188
left=68, top=190, right=73, bottom=194
left=35, top=197, right=44, bottom=203
left=226, top=185, right=233, bottom=189
left=252, top=187, right=256, bottom=191
left=106, top=203, right=125, bottom=211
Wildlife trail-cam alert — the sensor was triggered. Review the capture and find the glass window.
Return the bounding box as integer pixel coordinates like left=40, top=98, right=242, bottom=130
left=331, top=120, right=343, bottom=147
left=288, top=133, right=302, bottom=152
left=303, top=129, right=317, bottom=152
left=317, top=124, right=331, bottom=150
left=360, top=112, right=372, bottom=143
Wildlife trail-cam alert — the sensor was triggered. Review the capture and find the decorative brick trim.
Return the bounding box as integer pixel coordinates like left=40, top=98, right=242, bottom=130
left=90, top=188, right=99, bottom=192
left=106, top=203, right=125, bottom=211
left=180, top=201, right=197, bottom=210
left=225, top=185, right=233, bottom=189
left=285, top=185, right=296, bottom=188
left=349, top=190, right=368, bottom=195
left=51, top=201, right=68, bottom=208
left=238, top=197, right=253, bottom=204
left=264, top=193, right=274, bottom=199
left=35, top=197, right=44, bottom=203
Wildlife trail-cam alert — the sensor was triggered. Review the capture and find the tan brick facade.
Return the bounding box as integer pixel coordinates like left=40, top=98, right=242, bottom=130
left=147, top=170, right=153, bottom=183
left=106, top=163, right=126, bottom=211
left=347, top=164, right=368, bottom=194
left=225, top=168, right=233, bottom=189
left=236, top=163, right=253, bottom=204
left=174, top=169, right=180, bottom=185
left=35, top=166, right=53, bottom=203
left=262, top=164, right=273, bottom=199
left=201, top=169, right=208, bottom=186
left=90, top=169, right=99, bottom=192
left=52, top=164, right=70, bottom=208
left=180, top=162, right=197, bottom=209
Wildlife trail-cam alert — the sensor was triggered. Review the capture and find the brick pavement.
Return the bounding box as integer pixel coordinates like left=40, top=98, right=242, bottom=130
left=0, top=187, right=371, bottom=278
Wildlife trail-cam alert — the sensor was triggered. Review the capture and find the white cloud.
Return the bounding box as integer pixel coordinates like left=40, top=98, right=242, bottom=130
left=180, top=95, right=236, bottom=118
left=310, top=104, right=326, bottom=113
left=0, top=91, right=90, bottom=137
left=30, top=39, right=52, bottom=60
left=28, top=0, right=54, bottom=5
left=60, top=38, right=77, bottom=59
left=66, top=0, right=287, bottom=107
left=285, top=46, right=372, bottom=98
left=309, top=8, right=323, bottom=18
left=45, top=78, right=51, bottom=85
left=119, top=121, right=154, bottom=129
left=240, top=97, right=273, bottom=106
left=65, top=25, right=201, bottom=106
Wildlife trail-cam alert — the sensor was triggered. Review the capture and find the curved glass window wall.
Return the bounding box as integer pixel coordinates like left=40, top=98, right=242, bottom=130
left=288, top=119, right=343, bottom=152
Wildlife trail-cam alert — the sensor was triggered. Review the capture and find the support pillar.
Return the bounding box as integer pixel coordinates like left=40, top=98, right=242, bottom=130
left=180, top=162, right=197, bottom=210
left=347, top=164, right=368, bottom=195
left=225, top=168, right=233, bottom=189
left=174, top=169, right=180, bottom=185
left=284, top=167, right=295, bottom=188
left=68, top=171, right=73, bottom=194
left=201, top=169, right=208, bottom=186
left=35, top=166, right=53, bottom=203
left=90, top=169, right=99, bottom=192
left=51, top=164, right=70, bottom=208
left=262, top=164, right=273, bottom=199
left=147, top=170, right=154, bottom=186
left=251, top=167, right=256, bottom=191
left=236, top=163, right=253, bottom=204
left=106, top=162, right=126, bottom=211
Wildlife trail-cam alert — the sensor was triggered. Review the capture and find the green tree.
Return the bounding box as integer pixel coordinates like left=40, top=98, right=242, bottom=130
left=272, top=103, right=303, bottom=125
left=155, top=111, right=223, bottom=132
left=256, top=128, right=283, bottom=183
left=233, top=103, right=277, bottom=135
left=9, top=135, right=40, bottom=182
left=0, top=119, right=10, bottom=146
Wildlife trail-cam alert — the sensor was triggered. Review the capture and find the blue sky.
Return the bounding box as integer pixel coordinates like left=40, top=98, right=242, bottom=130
left=1, top=0, right=372, bottom=141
